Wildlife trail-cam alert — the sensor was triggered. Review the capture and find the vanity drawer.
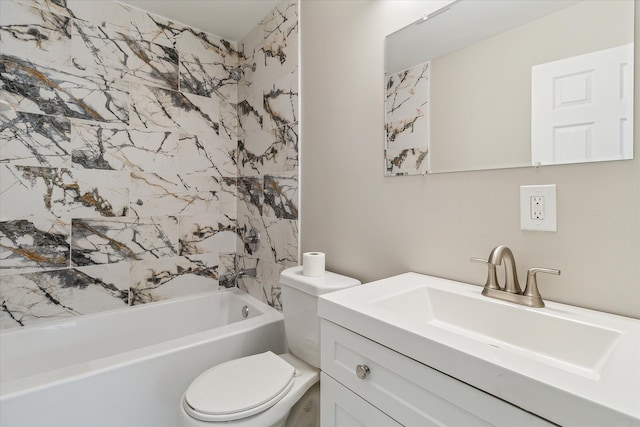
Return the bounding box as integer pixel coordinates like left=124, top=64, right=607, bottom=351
left=321, top=319, right=552, bottom=427
left=320, top=372, right=402, bottom=427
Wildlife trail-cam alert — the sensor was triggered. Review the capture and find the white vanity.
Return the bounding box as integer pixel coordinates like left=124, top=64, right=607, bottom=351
left=318, top=273, right=640, bottom=426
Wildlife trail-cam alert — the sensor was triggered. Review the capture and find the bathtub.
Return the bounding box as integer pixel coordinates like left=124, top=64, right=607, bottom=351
left=0, top=288, right=286, bottom=427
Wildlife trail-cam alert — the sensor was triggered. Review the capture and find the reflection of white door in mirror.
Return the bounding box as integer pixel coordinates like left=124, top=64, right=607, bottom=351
left=531, top=43, right=634, bottom=165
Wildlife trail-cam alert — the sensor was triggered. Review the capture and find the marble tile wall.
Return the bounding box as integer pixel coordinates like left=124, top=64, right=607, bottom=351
left=0, top=0, right=298, bottom=329
left=385, top=61, right=430, bottom=176
left=236, top=1, right=299, bottom=309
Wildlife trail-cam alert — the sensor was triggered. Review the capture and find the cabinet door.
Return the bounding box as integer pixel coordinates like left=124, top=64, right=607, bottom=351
left=320, top=373, right=401, bottom=427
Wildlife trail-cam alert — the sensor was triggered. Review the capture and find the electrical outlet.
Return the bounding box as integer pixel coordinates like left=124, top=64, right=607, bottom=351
left=520, top=185, right=556, bottom=231
left=530, top=196, right=544, bottom=220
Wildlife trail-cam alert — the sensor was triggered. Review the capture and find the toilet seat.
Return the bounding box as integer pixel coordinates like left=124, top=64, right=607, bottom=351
left=183, top=352, right=296, bottom=422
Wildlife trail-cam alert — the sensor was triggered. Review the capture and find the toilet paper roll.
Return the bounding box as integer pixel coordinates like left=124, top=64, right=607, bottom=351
left=302, top=252, right=325, bottom=277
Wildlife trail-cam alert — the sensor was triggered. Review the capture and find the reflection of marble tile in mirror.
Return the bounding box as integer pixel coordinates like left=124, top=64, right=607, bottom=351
left=384, top=0, right=635, bottom=174
left=384, top=62, right=430, bottom=176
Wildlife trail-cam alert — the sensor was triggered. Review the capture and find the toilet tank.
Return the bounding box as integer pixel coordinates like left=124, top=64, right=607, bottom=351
left=280, top=266, right=360, bottom=368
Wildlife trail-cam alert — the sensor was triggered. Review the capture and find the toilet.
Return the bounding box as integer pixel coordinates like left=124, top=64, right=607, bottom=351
left=177, top=266, right=360, bottom=427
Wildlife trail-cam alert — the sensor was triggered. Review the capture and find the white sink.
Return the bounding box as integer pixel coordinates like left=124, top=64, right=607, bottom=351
left=372, top=286, right=620, bottom=379
left=318, top=272, right=640, bottom=426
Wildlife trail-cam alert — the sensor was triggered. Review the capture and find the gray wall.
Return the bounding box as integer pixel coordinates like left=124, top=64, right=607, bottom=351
left=300, top=0, right=640, bottom=318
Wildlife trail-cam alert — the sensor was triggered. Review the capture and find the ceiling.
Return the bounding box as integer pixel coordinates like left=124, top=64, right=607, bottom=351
left=119, top=0, right=283, bottom=42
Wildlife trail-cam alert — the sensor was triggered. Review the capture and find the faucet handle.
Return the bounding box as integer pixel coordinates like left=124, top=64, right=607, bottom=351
left=523, top=267, right=560, bottom=305
left=470, top=257, right=501, bottom=290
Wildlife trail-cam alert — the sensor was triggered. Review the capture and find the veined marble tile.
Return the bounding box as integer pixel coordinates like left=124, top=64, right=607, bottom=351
left=129, top=172, right=222, bottom=217
left=178, top=132, right=236, bottom=177
left=218, top=252, right=236, bottom=289
left=175, top=27, right=241, bottom=67
left=18, top=0, right=73, bottom=17
left=386, top=114, right=429, bottom=150
left=0, top=110, right=71, bottom=168
left=236, top=257, right=282, bottom=309
left=0, top=55, right=130, bottom=123
left=237, top=177, right=263, bottom=217
left=130, top=253, right=218, bottom=305
left=264, top=72, right=298, bottom=130
left=385, top=62, right=429, bottom=123
left=0, top=165, right=129, bottom=220
left=0, top=218, right=69, bottom=275
left=238, top=123, right=298, bottom=176
left=237, top=212, right=297, bottom=266
left=237, top=90, right=266, bottom=138
left=129, top=7, right=178, bottom=49
left=385, top=147, right=429, bottom=176
left=240, top=17, right=263, bottom=66
left=259, top=0, right=298, bottom=86
left=71, top=122, right=179, bottom=173
left=0, top=0, right=71, bottom=67
left=66, top=0, right=130, bottom=40
left=130, top=84, right=218, bottom=134
left=70, top=21, right=179, bottom=90
left=179, top=51, right=238, bottom=102
left=178, top=213, right=237, bottom=256
left=0, top=265, right=128, bottom=329
left=263, top=173, right=297, bottom=220
left=71, top=216, right=178, bottom=266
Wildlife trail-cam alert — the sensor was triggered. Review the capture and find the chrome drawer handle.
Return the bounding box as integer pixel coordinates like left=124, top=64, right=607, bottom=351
left=356, top=364, right=370, bottom=380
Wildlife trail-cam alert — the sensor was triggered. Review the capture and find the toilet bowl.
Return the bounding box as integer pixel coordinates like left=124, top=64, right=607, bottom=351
left=177, top=267, right=360, bottom=427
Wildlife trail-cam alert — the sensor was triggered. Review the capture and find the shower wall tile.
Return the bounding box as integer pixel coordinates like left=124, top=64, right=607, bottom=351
left=18, top=0, right=73, bottom=17
left=0, top=265, right=129, bottom=330
left=178, top=132, right=236, bottom=176
left=0, top=111, right=71, bottom=168
left=129, top=253, right=218, bottom=305
left=0, top=165, right=129, bottom=220
left=237, top=212, right=297, bottom=267
left=263, top=173, right=298, bottom=220
left=0, top=55, right=130, bottom=123
left=66, top=0, right=131, bottom=40
left=71, top=216, right=178, bottom=266
left=0, top=218, right=70, bottom=275
left=263, top=72, right=298, bottom=130
left=218, top=252, right=237, bottom=288
left=129, top=8, right=178, bottom=49
left=0, top=0, right=71, bottom=67
left=178, top=214, right=237, bottom=256
left=179, top=52, right=238, bottom=102
left=237, top=177, right=264, bottom=217
left=129, top=172, right=221, bottom=217
left=129, top=84, right=218, bottom=134
left=238, top=123, right=298, bottom=176
left=70, top=122, right=179, bottom=173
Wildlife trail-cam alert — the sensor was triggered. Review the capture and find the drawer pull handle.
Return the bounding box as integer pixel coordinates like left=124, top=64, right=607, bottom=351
left=356, top=364, right=370, bottom=380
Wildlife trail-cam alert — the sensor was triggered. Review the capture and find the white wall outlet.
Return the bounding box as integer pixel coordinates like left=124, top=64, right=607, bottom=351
left=520, top=185, right=556, bottom=231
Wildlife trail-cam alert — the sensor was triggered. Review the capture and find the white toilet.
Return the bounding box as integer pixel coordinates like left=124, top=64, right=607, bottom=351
left=177, top=266, right=360, bottom=427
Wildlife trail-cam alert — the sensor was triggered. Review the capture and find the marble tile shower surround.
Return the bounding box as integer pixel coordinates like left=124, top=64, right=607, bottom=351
left=0, top=0, right=299, bottom=330
left=385, top=61, right=430, bottom=176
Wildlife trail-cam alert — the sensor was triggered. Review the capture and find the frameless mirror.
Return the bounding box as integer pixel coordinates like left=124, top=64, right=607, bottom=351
left=384, top=0, right=634, bottom=176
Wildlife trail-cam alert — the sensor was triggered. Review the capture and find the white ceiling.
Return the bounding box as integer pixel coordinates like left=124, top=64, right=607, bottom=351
left=119, top=0, right=283, bottom=42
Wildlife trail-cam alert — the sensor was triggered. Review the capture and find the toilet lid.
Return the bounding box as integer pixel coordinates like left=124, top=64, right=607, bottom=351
left=184, top=351, right=295, bottom=422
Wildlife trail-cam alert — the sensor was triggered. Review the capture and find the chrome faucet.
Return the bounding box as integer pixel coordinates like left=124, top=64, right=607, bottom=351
left=471, top=245, right=560, bottom=308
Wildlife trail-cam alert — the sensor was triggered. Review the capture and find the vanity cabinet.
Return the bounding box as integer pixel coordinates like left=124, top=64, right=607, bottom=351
left=320, top=319, right=552, bottom=427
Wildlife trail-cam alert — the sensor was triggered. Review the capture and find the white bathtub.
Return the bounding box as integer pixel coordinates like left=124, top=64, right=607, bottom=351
left=0, top=288, right=286, bottom=427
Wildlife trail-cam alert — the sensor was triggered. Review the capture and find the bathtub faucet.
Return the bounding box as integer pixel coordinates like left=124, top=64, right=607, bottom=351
left=234, top=268, right=257, bottom=287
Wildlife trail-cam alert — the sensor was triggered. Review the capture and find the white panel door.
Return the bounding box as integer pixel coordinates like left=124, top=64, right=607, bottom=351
left=531, top=43, right=634, bottom=165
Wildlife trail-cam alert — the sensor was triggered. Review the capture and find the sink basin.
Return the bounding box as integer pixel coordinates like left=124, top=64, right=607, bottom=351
left=372, top=286, right=620, bottom=379
left=318, top=272, right=640, bottom=425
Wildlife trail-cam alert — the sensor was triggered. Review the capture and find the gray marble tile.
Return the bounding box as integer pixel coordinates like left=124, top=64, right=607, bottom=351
left=237, top=177, right=263, bottom=217
left=0, top=165, right=129, bottom=220
left=237, top=211, right=297, bottom=266
left=130, top=253, right=218, bottom=305
left=177, top=132, right=236, bottom=177
left=218, top=252, right=236, bottom=289
left=129, top=7, right=178, bottom=49
left=0, top=264, right=129, bottom=330
left=71, top=121, right=179, bottom=173
left=129, top=84, right=218, bottom=134
left=71, top=216, right=178, bottom=266
left=0, top=55, right=130, bottom=123
left=0, top=111, right=71, bottom=168
left=66, top=0, right=130, bottom=40
left=179, top=52, right=238, bottom=102
left=0, top=218, right=70, bottom=275
left=263, top=173, right=297, bottom=220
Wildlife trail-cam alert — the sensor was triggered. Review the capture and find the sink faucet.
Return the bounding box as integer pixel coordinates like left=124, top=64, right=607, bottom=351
left=471, top=245, right=560, bottom=308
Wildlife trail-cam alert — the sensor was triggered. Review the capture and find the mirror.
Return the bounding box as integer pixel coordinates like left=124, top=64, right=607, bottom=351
left=384, top=0, right=634, bottom=176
